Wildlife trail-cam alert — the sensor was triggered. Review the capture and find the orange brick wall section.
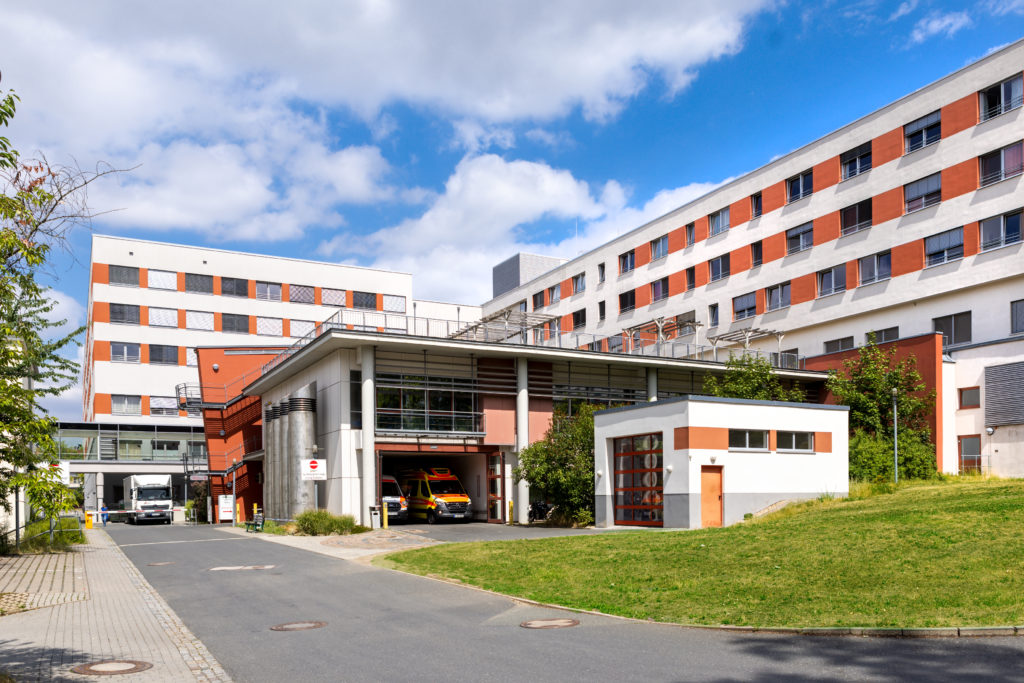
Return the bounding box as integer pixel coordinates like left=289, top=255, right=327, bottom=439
left=729, top=197, right=750, bottom=227
left=963, top=221, right=980, bottom=257
left=694, top=216, right=709, bottom=243
left=93, top=302, right=110, bottom=323
left=942, top=158, right=978, bottom=201
left=891, top=240, right=924, bottom=277
left=941, top=93, right=978, bottom=138
left=91, top=263, right=109, bottom=285
left=694, top=262, right=709, bottom=288
left=813, top=212, right=840, bottom=245
left=873, top=128, right=904, bottom=167
left=176, top=272, right=186, bottom=292
left=634, top=284, right=652, bottom=308
left=93, top=340, right=111, bottom=362
left=762, top=181, right=786, bottom=214
left=560, top=279, right=572, bottom=300
left=755, top=288, right=766, bottom=315
left=94, top=393, right=112, bottom=416
left=635, top=242, right=652, bottom=267
left=668, top=271, right=685, bottom=296
left=668, top=227, right=685, bottom=253
left=845, top=260, right=859, bottom=289
left=813, top=156, right=840, bottom=192
left=139, top=268, right=148, bottom=288
left=873, top=187, right=904, bottom=224
left=762, top=232, right=787, bottom=263
left=790, top=273, right=816, bottom=305
left=730, top=245, right=751, bottom=274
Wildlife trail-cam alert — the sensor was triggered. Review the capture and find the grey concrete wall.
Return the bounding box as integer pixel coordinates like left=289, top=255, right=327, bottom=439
left=662, top=493, right=690, bottom=528
left=595, top=494, right=611, bottom=527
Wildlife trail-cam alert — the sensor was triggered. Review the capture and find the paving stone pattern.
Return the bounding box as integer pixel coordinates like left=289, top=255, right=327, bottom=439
left=0, top=530, right=231, bottom=682
left=0, top=550, right=88, bottom=615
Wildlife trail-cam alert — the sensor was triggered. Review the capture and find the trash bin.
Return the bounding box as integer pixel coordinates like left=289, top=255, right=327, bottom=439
left=369, top=506, right=382, bottom=530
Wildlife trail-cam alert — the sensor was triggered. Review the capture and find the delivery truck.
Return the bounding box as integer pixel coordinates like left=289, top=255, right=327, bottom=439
left=123, top=474, right=174, bottom=524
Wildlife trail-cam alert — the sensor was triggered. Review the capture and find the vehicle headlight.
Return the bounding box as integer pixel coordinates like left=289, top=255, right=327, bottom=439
left=434, top=499, right=448, bottom=510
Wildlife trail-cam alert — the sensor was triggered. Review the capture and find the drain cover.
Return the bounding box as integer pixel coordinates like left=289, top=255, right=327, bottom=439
left=520, top=618, right=580, bottom=629
left=71, top=660, right=153, bottom=675
left=270, top=621, right=327, bottom=631
left=148, top=561, right=175, bottom=566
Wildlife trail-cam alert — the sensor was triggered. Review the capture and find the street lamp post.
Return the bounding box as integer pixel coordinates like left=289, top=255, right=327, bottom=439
left=892, top=387, right=899, bottom=484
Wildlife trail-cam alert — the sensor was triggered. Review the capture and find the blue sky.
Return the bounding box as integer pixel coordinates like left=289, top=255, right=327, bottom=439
left=2, top=1, right=1023, bottom=418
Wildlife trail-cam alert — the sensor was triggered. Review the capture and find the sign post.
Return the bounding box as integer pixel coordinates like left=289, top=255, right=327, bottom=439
left=301, top=459, right=327, bottom=510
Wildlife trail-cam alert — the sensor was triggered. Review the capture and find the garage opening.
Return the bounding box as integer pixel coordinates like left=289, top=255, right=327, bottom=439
left=378, top=450, right=504, bottom=523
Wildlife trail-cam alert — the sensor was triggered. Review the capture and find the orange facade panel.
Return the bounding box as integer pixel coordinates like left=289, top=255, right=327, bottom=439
left=176, top=272, right=186, bottom=292
left=694, top=261, right=709, bottom=289
left=668, top=270, right=685, bottom=296
left=873, top=187, right=904, bottom=224
left=963, top=221, right=980, bottom=257
left=762, top=232, right=787, bottom=264
left=790, top=273, right=816, bottom=306
left=813, top=156, right=840, bottom=192
left=873, top=128, right=903, bottom=167
left=813, top=211, right=840, bottom=245
left=729, top=197, right=750, bottom=227
left=93, top=302, right=110, bottom=324
left=673, top=426, right=729, bottom=450
left=941, top=93, right=978, bottom=138
left=694, top=216, right=709, bottom=243
left=560, top=279, right=572, bottom=300
left=635, top=242, right=652, bottom=268
left=845, top=261, right=858, bottom=290
left=93, top=340, right=110, bottom=362
left=814, top=432, right=833, bottom=454
left=482, top=395, right=516, bottom=446
left=891, top=240, right=924, bottom=278
left=730, top=245, right=751, bottom=274
left=755, top=288, right=766, bottom=315
left=762, top=181, right=786, bottom=214
left=94, top=393, right=111, bottom=416
left=138, top=268, right=148, bottom=289
left=92, top=263, right=109, bottom=285
left=941, top=158, right=978, bottom=201
left=668, top=227, right=685, bottom=253
left=634, top=284, right=652, bottom=309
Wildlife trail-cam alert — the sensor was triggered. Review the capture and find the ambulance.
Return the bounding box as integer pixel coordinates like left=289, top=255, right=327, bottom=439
left=399, top=468, right=472, bottom=523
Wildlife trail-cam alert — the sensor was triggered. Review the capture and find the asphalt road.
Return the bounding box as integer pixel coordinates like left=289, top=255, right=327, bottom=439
left=107, top=523, right=1024, bottom=683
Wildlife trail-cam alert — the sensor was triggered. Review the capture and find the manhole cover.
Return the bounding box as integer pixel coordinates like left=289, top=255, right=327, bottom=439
left=270, top=621, right=327, bottom=631
left=71, top=660, right=153, bottom=675
left=520, top=618, right=580, bottom=629
left=148, top=561, right=175, bottom=566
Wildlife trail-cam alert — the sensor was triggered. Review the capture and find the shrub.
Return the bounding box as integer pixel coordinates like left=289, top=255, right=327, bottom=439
left=849, top=430, right=937, bottom=483
left=16, top=517, right=85, bottom=553
left=294, top=510, right=370, bottom=536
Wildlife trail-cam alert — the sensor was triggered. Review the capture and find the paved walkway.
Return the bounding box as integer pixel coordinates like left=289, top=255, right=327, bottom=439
left=218, top=524, right=444, bottom=561
left=0, top=529, right=230, bottom=682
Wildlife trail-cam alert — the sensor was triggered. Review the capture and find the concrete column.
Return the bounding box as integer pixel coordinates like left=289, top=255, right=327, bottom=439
left=278, top=400, right=291, bottom=519
left=360, top=345, right=377, bottom=527
left=289, top=382, right=317, bottom=514
left=269, top=404, right=280, bottom=519
left=515, top=358, right=530, bottom=524
left=647, top=367, right=658, bottom=401
left=96, top=472, right=105, bottom=511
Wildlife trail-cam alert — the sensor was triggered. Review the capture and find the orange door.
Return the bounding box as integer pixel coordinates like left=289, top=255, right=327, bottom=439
left=700, top=466, right=723, bottom=528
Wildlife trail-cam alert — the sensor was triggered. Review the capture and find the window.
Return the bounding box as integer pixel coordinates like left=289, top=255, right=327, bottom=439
left=184, top=273, right=213, bottom=294
left=256, top=316, right=283, bottom=336
left=149, top=344, right=178, bottom=365
left=786, top=222, right=813, bottom=254
left=111, top=342, right=140, bottom=363
left=350, top=370, right=362, bottom=428
left=572, top=273, right=586, bottom=294
left=925, top=227, right=964, bottom=266
left=840, top=199, right=872, bottom=235
left=650, top=235, right=668, bottom=261
left=619, top=250, right=636, bottom=273
left=599, top=301, right=606, bottom=321
left=685, top=266, right=695, bottom=290
left=772, top=348, right=800, bottom=369
left=841, top=142, right=872, bottom=179
left=572, top=309, right=586, bottom=330
left=148, top=307, right=177, bottom=327
left=751, top=241, right=763, bottom=267
left=1013, top=300, right=1024, bottom=334
left=933, top=311, right=971, bottom=347
left=818, top=265, right=846, bottom=297
left=980, top=209, right=1022, bottom=250
left=353, top=291, right=376, bottom=310
left=685, top=222, right=695, bottom=246
left=959, top=387, right=980, bottom=409
left=548, top=285, right=560, bottom=304
left=185, top=310, right=214, bottom=330
left=676, top=310, right=696, bottom=334
left=709, top=208, right=730, bottom=236
left=824, top=336, right=854, bottom=353
left=109, top=265, right=139, bottom=287
left=322, top=288, right=345, bottom=306
left=291, top=320, right=315, bottom=338
left=787, top=169, right=813, bottom=202
left=651, top=277, right=669, bottom=302
left=150, top=397, right=179, bottom=417
left=532, top=291, right=545, bottom=309
left=112, top=395, right=142, bottom=416
left=222, top=313, right=249, bottom=334
left=859, top=251, right=891, bottom=285
left=777, top=431, right=814, bottom=451
left=110, top=303, right=140, bottom=325
left=904, top=110, right=940, bottom=153
left=728, top=429, right=768, bottom=450
left=766, top=282, right=790, bottom=311
left=980, top=141, right=1023, bottom=187
left=751, top=192, right=762, bottom=218
left=708, top=303, right=719, bottom=328
left=598, top=263, right=606, bottom=283
left=289, top=284, right=315, bottom=304
left=147, top=269, right=176, bottom=290
left=980, top=74, right=1023, bottom=122
left=733, top=292, right=756, bottom=320
left=220, top=276, right=248, bottom=297
left=256, top=281, right=281, bottom=301
left=612, top=433, right=664, bottom=526
left=709, top=254, right=730, bottom=282
left=867, top=327, right=899, bottom=343
left=619, top=290, right=636, bottom=313
left=382, top=295, right=406, bottom=313
left=185, top=348, right=197, bottom=367
left=959, top=435, right=982, bottom=474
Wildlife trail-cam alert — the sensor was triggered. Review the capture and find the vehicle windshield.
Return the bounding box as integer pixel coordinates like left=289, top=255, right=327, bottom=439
left=138, top=487, right=171, bottom=500
left=382, top=480, right=403, bottom=497
left=429, top=479, right=465, bottom=495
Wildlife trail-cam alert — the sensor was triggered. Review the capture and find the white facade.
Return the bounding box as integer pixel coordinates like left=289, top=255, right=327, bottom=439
left=594, top=396, right=849, bottom=529
left=85, top=234, right=481, bottom=426
left=485, top=40, right=1024, bottom=476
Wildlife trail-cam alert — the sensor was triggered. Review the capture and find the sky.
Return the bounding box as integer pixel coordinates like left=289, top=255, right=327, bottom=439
left=2, top=1, right=1023, bottom=419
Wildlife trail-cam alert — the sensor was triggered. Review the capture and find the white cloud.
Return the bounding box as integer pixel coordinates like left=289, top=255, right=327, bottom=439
left=450, top=121, right=516, bottom=154
left=909, top=11, right=972, bottom=44
left=525, top=128, right=574, bottom=149
left=41, top=288, right=86, bottom=339
left=889, top=0, right=918, bottom=21
left=986, top=0, right=1024, bottom=15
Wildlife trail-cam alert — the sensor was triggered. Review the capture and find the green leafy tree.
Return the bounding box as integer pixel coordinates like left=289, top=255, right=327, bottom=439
left=826, top=337, right=937, bottom=480
left=703, top=353, right=805, bottom=402
left=514, top=403, right=599, bottom=526
left=1, top=88, right=116, bottom=515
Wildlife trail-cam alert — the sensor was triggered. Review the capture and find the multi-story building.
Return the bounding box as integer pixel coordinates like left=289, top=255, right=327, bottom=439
left=484, top=39, right=1024, bottom=477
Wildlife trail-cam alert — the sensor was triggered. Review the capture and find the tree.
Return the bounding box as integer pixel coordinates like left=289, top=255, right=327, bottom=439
left=703, top=353, right=805, bottom=402
left=1, top=87, right=117, bottom=515
left=825, top=337, right=937, bottom=481
left=514, top=403, right=599, bottom=526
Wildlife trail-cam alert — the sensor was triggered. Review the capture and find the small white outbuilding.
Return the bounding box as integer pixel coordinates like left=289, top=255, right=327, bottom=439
left=593, top=395, right=849, bottom=529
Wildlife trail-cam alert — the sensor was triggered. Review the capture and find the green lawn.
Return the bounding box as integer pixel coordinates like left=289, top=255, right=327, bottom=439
left=381, top=479, right=1024, bottom=628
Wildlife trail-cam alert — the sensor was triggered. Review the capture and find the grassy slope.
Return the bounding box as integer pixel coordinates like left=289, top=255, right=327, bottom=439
left=383, top=480, right=1024, bottom=628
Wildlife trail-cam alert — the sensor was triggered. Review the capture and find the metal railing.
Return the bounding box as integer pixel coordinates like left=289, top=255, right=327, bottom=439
left=980, top=164, right=1023, bottom=188
left=981, top=94, right=1024, bottom=122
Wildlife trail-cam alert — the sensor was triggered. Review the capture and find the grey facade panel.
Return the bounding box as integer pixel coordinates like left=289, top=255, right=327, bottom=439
left=985, top=361, right=1024, bottom=426
left=492, top=252, right=567, bottom=298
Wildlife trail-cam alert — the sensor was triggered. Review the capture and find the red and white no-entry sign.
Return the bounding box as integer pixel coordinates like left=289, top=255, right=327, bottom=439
left=301, top=459, right=327, bottom=481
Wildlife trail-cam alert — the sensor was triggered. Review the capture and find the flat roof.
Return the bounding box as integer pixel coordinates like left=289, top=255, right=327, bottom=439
left=594, top=394, right=849, bottom=418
